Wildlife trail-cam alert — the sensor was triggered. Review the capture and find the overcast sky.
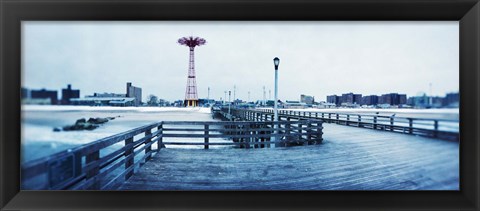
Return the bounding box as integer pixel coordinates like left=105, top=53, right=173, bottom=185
left=22, top=21, right=459, bottom=102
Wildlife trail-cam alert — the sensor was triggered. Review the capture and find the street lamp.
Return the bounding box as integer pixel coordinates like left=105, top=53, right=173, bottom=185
left=273, top=57, right=279, bottom=122
left=224, top=91, right=227, bottom=105
left=273, top=57, right=280, bottom=147
left=228, top=91, right=231, bottom=115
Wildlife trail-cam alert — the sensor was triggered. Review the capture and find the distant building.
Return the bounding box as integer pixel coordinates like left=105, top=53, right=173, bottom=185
left=31, top=89, right=58, bottom=105
left=284, top=101, right=307, bottom=109
left=61, top=84, right=80, bottom=105
left=407, top=94, right=430, bottom=108
left=300, top=94, right=314, bottom=105
left=443, top=92, right=459, bottom=107
left=327, top=95, right=341, bottom=106
left=431, top=96, right=444, bottom=108
left=21, top=88, right=30, bottom=99
left=158, top=99, right=170, bottom=107
left=71, top=97, right=135, bottom=106
left=91, top=93, right=126, bottom=98
left=126, top=82, right=142, bottom=106
left=361, top=95, right=379, bottom=105
left=341, top=93, right=362, bottom=105
left=379, top=93, right=407, bottom=106
left=199, top=98, right=215, bottom=107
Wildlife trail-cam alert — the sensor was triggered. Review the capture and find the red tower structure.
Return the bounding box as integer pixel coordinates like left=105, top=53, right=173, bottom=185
left=178, top=36, right=206, bottom=107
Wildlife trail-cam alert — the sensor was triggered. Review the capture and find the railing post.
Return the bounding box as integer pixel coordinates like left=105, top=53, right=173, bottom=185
left=373, top=116, right=377, bottom=129
left=245, top=123, right=251, bottom=149
left=317, top=121, right=323, bottom=144
left=358, top=115, right=362, bottom=127
left=157, top=123, right=164, bottom=150
left=145, top=128, right=152, bottom=162
left=204, top=124, right=209, bottom=149
left=298, top=123, right=304, bottom=145
left=85, top=150, right=100, bottom=189
left=390, top=117, right=394, bottom=131
left=328, top=113, right=331, bottom=123
left=408, top=119, right=413, bottom=134
left=434, top=120, right=439, bottom=138
left=336, top=114, right=339, bottom=123
left=125, top=137, right=134, bottom=180
left=315, top=112, right=318, bottom=118
left=346, top=115, right=350, bottom=126
left=285, top=121, right=291, bottom=147
left=307, top=121, right=312, bottom=145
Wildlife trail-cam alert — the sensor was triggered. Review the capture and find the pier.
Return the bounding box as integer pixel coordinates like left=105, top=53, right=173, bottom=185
left=21, top=108, right=459, bottom=190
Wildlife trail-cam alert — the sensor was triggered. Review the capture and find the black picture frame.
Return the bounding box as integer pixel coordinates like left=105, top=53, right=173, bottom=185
left=1, top=0, right=479, bottom=210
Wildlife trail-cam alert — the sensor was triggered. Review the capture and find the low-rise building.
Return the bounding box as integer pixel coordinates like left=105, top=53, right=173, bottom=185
left=71, top=97, right=136, bottom=106
left=31, top=89, right=58, bottom=105
left=300, top=94, right=314, bottom=105
left=61, top=84, right=80, bottom=105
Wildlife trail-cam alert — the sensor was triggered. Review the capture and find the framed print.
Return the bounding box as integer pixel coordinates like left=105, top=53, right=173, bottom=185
left=1, top=0, right=479, bottom=210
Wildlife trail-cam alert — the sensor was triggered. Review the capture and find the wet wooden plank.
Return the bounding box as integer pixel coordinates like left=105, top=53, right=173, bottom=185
left=118, top=124, right=458, bottom=190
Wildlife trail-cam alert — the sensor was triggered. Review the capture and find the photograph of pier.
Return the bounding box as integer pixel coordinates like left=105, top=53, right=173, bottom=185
left=21, top=21, right=459, bottom=190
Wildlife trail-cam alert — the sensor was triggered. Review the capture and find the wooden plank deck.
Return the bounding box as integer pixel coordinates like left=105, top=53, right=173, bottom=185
left=118, top=123, right=459, bottom=190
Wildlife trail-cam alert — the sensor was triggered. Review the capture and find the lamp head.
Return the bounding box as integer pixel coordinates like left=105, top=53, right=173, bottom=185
left=273, top=57, right=280, bottom=70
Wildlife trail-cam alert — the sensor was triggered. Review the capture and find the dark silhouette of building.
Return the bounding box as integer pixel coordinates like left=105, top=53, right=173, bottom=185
left=379, top=93, right=407, bottom=105
left=443, top=92, right=459, bottom=107
left=31, top=89, right=58, bottom=105
left=327, top=95, right=341, bottom=106
left=341, top=93, right=362, bottom=105
left=126, top=82, right=142, bottom=106
left=61, top=84, right=80, bottom=105
left=361, top=95, right=379, bottom=105
left=21, top=88, right=30, bottom=99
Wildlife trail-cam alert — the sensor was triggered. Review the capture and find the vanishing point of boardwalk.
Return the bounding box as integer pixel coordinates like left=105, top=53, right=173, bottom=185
left=120, top=123, right=459, bottom=190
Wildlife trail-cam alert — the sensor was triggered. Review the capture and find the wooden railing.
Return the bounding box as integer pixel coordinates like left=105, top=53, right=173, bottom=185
left=21, top=119, right=322, bottom=190
left=21, top=122, right=163, bottom=190
left=161, top=120, right=323, bottom=149
left=220, top=108, right=459, bottom=141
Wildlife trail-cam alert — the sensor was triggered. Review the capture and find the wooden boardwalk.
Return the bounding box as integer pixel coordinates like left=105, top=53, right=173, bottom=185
left=118, top=123, right=459, bottom=190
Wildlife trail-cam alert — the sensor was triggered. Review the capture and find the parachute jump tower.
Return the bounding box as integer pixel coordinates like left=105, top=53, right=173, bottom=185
left=178, top=36, right=206, bottom=107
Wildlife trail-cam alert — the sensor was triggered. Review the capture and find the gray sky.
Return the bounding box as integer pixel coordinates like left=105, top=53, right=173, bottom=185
left=22, top=21, right=459, bottom=102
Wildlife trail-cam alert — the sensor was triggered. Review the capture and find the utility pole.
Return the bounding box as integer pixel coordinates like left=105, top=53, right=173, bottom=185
left=263, top=86, right=266, bottom=106
left=228, top=91, right=231, bottom=115
left=224, top=91, right=227, bottom=105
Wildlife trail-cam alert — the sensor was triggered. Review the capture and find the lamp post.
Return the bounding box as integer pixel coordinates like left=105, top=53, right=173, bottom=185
left=228, top=91, right=231, bottom=115
left=273, top=57, right=280, bottom=147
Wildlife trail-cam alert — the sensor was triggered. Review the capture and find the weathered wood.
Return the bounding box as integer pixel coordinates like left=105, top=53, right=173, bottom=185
left=85, top=151, right=100, bottom=189
left=145, top=129, right=152, bottom=161
left=22, top=118, right=322, bottom=190
left=227, top=108, right=458, bottom=141
left=119, top=124, right=458, bottom=191
left=124, top=137, right=134, bottom=180
left=204, top=125, right=209, bottom=149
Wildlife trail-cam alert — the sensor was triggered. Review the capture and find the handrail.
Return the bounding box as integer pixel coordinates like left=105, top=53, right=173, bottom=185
left=219, top=107, right=459, bottom=141
left=21, top=119, right=322, bottom=190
